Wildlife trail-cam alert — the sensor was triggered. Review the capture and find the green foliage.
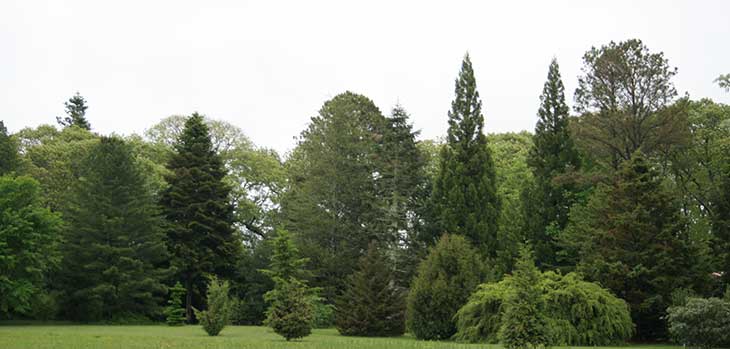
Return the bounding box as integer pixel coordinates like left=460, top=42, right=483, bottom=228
left=165, top=282, right=187, bottom=326
left=454, top=278, right=512, bottom=343
left=429, top=54, right=500, bottom=256
left=336, top=242, right=405, bottom=337
left=194, top=277, right=231, bottom=336
left=0, top=121, right=19, bottom=176
left=160, top=113, right=240, bottom=322
left=716, top=73, right=730, bottom=92
left=667, top=297, right=730, bottom=348
left=265, top=278, right=314, bottom=341
left=56, top=92, right=91, bottom=130
left=407, top=234, right=486, bottom=340
left=60, top=136, right=169, bottom=321
left=499, top=246, right=549, bottom=349
left=310, top=294, right=335, bottom=329
left=0, top=175, right=62, bottom=316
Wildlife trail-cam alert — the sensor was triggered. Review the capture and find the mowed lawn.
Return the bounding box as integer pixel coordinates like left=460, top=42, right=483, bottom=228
left=0, top=325, right=682, bottom=349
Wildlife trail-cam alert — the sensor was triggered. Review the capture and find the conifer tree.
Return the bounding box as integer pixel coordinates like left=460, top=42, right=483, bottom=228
left=524, top=59, right=582, bottom=268
left=429, top=54, right=500, bottom=256
left=160, top=112, right=240, bottom=322
left=56, top=92, right=91, bottom=130
left=165, top=282, right=187, bottom=326
left=194, top=277, right=232, bottom=336
left=61, top=136, right=168, bottom=321
left=336, top=242, right=405, bottom=337
left=0, top=121, right=19, bottom=176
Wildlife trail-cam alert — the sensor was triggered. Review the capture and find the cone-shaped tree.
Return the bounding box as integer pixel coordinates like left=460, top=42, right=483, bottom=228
left=524, top=59, right=582, bottom=268
left=160, top=112, right=240, bottom=322
left=165, top=281, right=187, bottom=326
left=56, top=92, right=91, bottom=130
left=336, top=242, right=405, bottom=337
left=0, top=121, right=19, bottom=176
left=429, top=54, right=499, bottom=256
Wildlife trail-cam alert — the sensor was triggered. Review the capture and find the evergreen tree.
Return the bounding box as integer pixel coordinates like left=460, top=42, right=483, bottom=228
left=160, top=113, right=240, bottom=322
left=336, top=242, right=405, bottom=337
left=429, top=54, right=500, bottom=256
left=165, top=282, right=187, bottom=326
left=61, top=136, right=169, bottom=321
left=0, top=121, right=19, bottom=175
left=194, top=277, right=232, bottom=336
left=406, top=234, right=486, bottom=340
left=524, top=59, right=582, bottom=268
left=56, top=92, right=91, bottom=130
left=499, top=246, right=549, bottom=349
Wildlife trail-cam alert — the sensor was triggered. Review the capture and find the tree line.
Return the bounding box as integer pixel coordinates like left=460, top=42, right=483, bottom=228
left=1, top=38, right=730, bottom=344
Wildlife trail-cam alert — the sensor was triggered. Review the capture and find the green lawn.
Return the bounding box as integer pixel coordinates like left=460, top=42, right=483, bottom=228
left=0, top=325, right=681, bottom=349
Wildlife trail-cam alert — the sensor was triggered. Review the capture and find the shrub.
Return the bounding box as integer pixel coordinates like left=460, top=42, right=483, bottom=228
left=310, top=295, right=335, bottom=329
left=336, top=242, right=405, bottom=336
left=407, top=234, right=486, bottom=340
left=454, top=278, right=512, bottom=343
left=667, top=297, right=730, bottom=348
left=194, top=277, right=231, bottom=336
left=265, top=278, right=314, bottom=341
left=164, top=282, right=186, bottom=326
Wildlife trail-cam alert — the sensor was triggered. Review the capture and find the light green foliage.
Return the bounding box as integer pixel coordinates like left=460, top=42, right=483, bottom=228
left=310, top=295, right=335, bottom=329
left=194, top=277, right=232, bottom=336
left=165, top=282, right=187, bottom=326
left=454, top=278, right=512, bottom=343
left=0, top=175, right=62, bottom=316
left=407, top=234, right=486, bottom=340
left=667, top=297, right=730, bottom=348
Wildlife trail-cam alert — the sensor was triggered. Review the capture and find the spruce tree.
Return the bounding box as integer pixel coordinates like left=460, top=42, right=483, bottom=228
left=165, top=282, right=187, bottom=326
left=430, top=54, right=500, bottom=256
left=0, top=121, right=19, bottom=175
left=160, top=112, right=240, bottom=322
left=56, top=92, right=91, bottom=130
left=194, top=277, right=232, bottom=336
left=524, top=59, right=581, bottom=268
left=335, top=242, right=405, bottom=337
left=61, top=136, right=168, bottom=321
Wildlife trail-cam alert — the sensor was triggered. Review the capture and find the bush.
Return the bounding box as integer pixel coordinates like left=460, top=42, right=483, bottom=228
left=265, top=278, right=314, bottom=341
left=194, top=277, right=231, bottom=336
left=310, top=295, right=335, bottom=329
left=454, top=278, right=512, bottom=343
left=336, top=242, right=405, bottom=336
left=164, top=282, right=186, bottom=326
left=667, top=297, right=730, bottom=348
left=407, top=234, right=486, bottom=340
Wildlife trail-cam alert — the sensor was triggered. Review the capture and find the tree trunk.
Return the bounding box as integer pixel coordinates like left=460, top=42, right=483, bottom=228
left=185, top=277, right=193, bottom=323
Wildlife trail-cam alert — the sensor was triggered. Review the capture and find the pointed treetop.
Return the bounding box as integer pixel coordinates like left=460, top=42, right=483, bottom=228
left=447, top=53, right=484, bottom=146
left=57, top=91, right=91, bottom=130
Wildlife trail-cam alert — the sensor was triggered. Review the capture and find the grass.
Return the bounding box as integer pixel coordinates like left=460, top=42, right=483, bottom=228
left=0, top=325, right=682, bottom=349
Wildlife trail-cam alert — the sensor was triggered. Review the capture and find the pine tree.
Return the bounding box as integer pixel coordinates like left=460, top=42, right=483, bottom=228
left=430, top=54, right=500, bottom=256
left=160, top=112, right=240, bottom=322
left=61, top=136, right=168, bottom=321
left=56, top=92, right=91, bottom=130
left=0, top=121, right=19, bottom=176
left=499, top=245, right=549, bottom=349
left=524, top=59, right=582, bottom=268
left=165, top=282, right=187, bottom=326
left=335, top=242, right=405, bottom=337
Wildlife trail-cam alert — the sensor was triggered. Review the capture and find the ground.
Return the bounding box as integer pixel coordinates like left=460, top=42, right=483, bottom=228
left=0, top=325, right=681, bottom=349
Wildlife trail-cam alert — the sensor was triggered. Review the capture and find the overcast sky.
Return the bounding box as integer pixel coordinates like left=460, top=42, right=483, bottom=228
left=2, top=0, right=729, bottom=155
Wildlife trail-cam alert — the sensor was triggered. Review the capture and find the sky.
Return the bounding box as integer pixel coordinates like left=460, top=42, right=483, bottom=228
left=1, top=0, right=729, bottom=155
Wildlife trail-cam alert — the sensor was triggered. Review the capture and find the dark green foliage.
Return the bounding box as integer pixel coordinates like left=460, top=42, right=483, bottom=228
left=499, top=246, right=549, bottom=349
left=717, top=73, right=730, bottom=92
left=667, top=297, right=730, bottom=348
left=429, top=54, right=500, bottom=256
left=0, top=175, right=62, bottom=316
left=0, top=121, right=19, bottom=175
left=194, top=277, right=231, bottom=336
left=524, top=59, right=582, bottom=268
left=165, top=282, right=186, bottom=326
left=230, top=241, right=273, bottom=325
left=56, top=92, right=91, bottom=130
left=265, top=278, right=314, bottom=341
left=61, top=136, right=169, bottom=321
left=160, top=113, right=240, bottom=322
left=561, top=152, right=703, bottom=340
left=406, top=234, right=486, bottom=340
left=336, top=242, right=405, bottom=337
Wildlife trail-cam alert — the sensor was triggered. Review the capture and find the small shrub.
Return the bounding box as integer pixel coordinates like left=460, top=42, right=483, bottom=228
left=265, top=278, right=314, bottom=341
left=667, top=297, right=730, bottom=348
left=194, top=277, right=231, bottom=336
left=311, top=295, right=335, bottom=329
left=164, top=281, right=186, bottom=326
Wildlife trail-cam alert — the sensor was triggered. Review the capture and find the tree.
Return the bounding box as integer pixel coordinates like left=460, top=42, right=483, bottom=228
left=667, top=297, right=730, bottom=348
left=336, top=242, right=405, bottom=337
left=60, top=136, right=169, bottom=321
left=194, top=277, right=231, bottom=336
left=524, top=59, right=582, bottom=268
left=406, top=234, right=486, bottom=340
left=573, top=39, right=688, bottom=169
left=561, top=152, right=705, bottom=340
left=165, top=282, right=187, bottom=326
left=160, top=113, right=240, bottom=322
left=0, top=121, right=19, bottom=175
left=429, top=53, right=500, bottom=256
left=56, top=92, right=91, bottom=130
left=0, top=175, right=62, bottom=316
left=716, top=74, right=730, bottom=92
left=498, top=246, right=549, bottom=349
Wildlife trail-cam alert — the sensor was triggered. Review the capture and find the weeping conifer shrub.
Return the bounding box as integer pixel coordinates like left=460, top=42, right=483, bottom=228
left=454, top=250, right=633, bottom=346
left=194, top=277, right=232, bottom=336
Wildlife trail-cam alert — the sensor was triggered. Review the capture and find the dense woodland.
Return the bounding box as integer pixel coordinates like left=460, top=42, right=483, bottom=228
left=2, top=38, right=730, bottom=346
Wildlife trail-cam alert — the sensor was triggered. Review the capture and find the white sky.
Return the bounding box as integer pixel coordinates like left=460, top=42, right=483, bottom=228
left=2, top=0, right=729, bottom=155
